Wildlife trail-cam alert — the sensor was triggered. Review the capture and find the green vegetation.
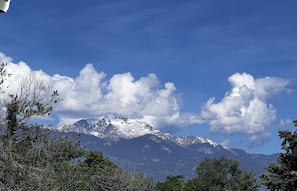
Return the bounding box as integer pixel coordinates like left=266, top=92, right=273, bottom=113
left=157, top=157, right=258, bottom=191
left=156, top=175, right=186, bottom=191
left=188, top=156, right=258, bottom=191
left=260, top=120, right=297, bottom=191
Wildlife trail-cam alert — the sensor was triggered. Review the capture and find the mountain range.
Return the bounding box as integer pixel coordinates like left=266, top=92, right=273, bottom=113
left=58, top=115, right=278, bottom=181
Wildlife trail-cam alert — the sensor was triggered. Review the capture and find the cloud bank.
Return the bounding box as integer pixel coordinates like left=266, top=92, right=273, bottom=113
left=0, top=52, right=290, bottom=144
left=0, top=52, right=198, bottom=128
left=53, top=64, right=189, bottom=128
left=200, top=72, right=289, bottom=142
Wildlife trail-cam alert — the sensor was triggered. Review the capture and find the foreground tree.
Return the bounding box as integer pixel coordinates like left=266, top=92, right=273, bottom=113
left=0, top=64, right=78, bottom=190
left=260, top=120, right=297, bottom=191
left=185, top=156, right=258, bottom=191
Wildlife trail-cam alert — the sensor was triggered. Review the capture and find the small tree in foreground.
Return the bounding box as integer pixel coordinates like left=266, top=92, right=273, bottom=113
left=260, top=120, right=297, bottom=191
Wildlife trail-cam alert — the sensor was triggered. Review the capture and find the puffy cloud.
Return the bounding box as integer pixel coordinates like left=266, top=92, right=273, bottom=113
left=200, top=72, right=289, bottom=142
left=255, top=77, right=291, bottom=100
left=0, top=52, right=196, bottom=129
left=53, top=64, right=106, bottom=114
left=53, top=67, right=184, bottom=127
left=0, top=60, right=51, bottom=99
left=0, top=52, right=12, bottom=63
left=280, top=119, right=292, bottom=127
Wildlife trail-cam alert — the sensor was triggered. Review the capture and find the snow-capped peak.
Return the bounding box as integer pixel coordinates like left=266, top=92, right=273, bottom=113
left=59, top=115, right=161, bottom=139
left=59, top=115, right=219, bottom=147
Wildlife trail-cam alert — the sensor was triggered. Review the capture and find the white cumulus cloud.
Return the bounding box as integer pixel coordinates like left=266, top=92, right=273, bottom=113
left=0, top=52, right=199, bottom=129
left=200, top=72, right=289, bottom=142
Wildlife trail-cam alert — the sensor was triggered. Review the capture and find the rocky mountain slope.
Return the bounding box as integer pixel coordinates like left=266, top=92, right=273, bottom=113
left=58, top=115, right=278, bottom=181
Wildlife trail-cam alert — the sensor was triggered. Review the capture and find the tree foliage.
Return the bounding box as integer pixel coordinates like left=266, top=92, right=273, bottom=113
left=260, top=120, right=297, bottom=191
left=0, top=63, right=82, bottom=189
left=186, top=156, right=258, bottom=191
left=156, top=175, right=185, bottom=191
left=156, top=157, right=258, bottom=191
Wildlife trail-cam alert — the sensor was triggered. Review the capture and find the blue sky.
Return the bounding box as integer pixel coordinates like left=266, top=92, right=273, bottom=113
left=0, top=0, right=296, bottom=154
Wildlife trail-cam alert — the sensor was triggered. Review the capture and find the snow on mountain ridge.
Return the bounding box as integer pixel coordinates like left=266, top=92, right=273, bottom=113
left=59, top=115, right=219, bottom=147
left=174, top=136, right=218, bottom=147
left=59, top=115, right=161, bottom=139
